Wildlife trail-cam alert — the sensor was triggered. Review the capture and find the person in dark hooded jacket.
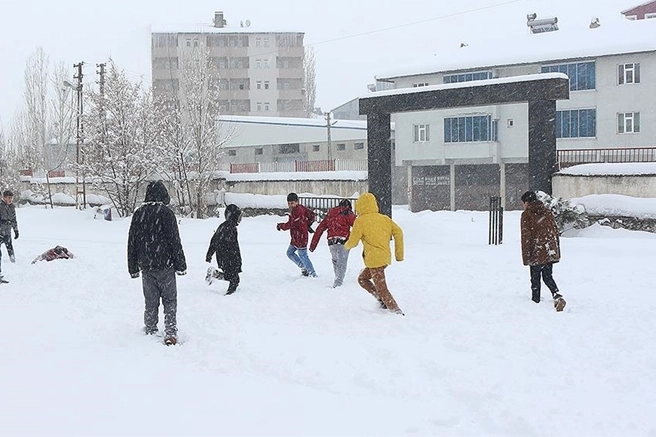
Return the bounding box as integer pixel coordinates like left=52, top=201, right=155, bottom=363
left=128, top=181, right=187, bottom=345
left=205, top=204, right=242, bottom=295
left=520, top=191, right=566, bottom=311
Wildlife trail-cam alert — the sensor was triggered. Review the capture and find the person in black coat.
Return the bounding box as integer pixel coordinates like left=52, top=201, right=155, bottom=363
left=128, top=181, right=187, bottom=345
left=205, top=204, right=242, bottom=295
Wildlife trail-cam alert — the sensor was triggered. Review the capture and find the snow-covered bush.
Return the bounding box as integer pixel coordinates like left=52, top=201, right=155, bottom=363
left=536, top=191, right=590, bottom=233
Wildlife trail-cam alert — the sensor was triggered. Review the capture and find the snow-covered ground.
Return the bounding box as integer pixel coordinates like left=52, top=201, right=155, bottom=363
left=1, top=198, right=656, bottom=436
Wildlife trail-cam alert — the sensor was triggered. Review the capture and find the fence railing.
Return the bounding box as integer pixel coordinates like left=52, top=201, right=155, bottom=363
left=231, top=159, right=368, bottom=174
left=558, top=147, right=656, bottom=168
left=299, top=196, right=358, bottom=219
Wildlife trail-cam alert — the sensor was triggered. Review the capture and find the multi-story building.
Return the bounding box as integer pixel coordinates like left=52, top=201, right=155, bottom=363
left=151, top=11, right=306, bottom=117
left=372, top=16, right=656, bottom=210
left=622, top=1, right=656, bottom=20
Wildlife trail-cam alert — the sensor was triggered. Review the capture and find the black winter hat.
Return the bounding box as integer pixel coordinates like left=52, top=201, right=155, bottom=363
left=287, top=192, right=299, bottom=202
left=338, top=199, right=352, bottom=209
left=521, top=191, right=538, bottom=203
left=225, top=204, right=242, bottom=223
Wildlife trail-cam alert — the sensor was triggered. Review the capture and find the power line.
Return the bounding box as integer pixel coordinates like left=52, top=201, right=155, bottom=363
left=305, top=0, right=524, bottom=48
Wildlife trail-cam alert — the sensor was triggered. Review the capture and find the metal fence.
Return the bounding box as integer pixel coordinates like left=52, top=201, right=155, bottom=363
left=488, top=196, right=503, bottom=245
left=558, top=147, right=656, bottom=168
left=231, top=159, right=368, bottom=174
left=299, top=196, right=358, bottom=219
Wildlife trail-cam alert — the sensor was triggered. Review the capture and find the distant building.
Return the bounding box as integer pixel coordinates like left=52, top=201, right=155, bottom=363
left=622, top=1, right=656, bottom=20
left=331, top=97, right=366, bottom=121
left=151, top=11, right=307, bottom=117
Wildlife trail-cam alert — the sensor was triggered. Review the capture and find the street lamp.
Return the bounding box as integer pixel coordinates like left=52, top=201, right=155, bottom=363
left=63, top=63, right=86, bottom=209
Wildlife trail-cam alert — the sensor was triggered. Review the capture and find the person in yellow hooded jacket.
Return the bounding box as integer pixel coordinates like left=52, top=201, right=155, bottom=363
left=344, top=193, right=405, bottom=315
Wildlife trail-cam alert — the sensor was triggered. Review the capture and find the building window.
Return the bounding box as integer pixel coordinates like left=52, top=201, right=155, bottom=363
left=541, top=62, right=595, bottom=91
left=337, top=143, right=346, bottom=151
left=646, top=13, right=656, bottom=19
left=444, top=115, right=497, bottom=142
left=413, top=124, right=430, bottom=142
left=255, top=148, right=263, bottom=155
left=263, top=59, right=270, bottom=68
left=413, top=82, right=429, bottom=87
left=263, top=37, right=270, bottom=47
left=618, top=63, right=640, bottom=85
left=354, top=142, right=364, bottom=150
left=193, top=39, right=199, bottom=47
left=264, top=81, right=270, bottom=90
left=280, top=143, right=300, bottom=154
left=256, top=102, right=262, bottom=111
left=556, top=109, right=596, bottom=138
left=256, top=81, right=262, bottom=89
left=255, top=37, right=261, bottom=47
left=186, top=39, right=192, bottom=47
left=264, top=102, right=270, bottom=111
left=256, top=59, right=262, bottom=68
left=443, top=71, right=492, bottom=84
left=228, top=150, right=237, bottom=156
left=313, top=144, right=320, bottom=152
left=618, top=112, right=640, bottom=133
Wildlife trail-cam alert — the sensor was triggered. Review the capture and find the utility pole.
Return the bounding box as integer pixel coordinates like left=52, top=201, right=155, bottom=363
left=73, top=62, right=86, bottom=209
left=325, top=111, right=332, bottom=163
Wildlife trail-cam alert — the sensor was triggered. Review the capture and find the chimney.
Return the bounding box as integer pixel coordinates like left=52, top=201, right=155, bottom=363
left=213, top=11, right=226, bottom=28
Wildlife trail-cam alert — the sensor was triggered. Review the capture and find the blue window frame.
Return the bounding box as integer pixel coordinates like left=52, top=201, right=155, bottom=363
left=444, top=115, right=497, bottom=142
left=443, top=71, right=492, bottom=84
left=556, top=109, right=596, bottom=138
left=541, top=62, right=595, bottom=91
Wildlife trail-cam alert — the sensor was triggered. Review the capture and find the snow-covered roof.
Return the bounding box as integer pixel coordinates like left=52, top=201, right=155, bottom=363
left=219, top=115, right=368, bottom=130
left=377, top=18, right=656, bottom=80
left=558, top=162, right=656, bottom=176
left=151, top=23, right=303, bottom=35
left=360, top=72, right=568, bottom=100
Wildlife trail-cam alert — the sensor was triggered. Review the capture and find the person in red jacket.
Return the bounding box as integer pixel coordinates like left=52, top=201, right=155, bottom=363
left=309, top=199, right=356, bottom=287
left=277, top=193, right=317, bottom=277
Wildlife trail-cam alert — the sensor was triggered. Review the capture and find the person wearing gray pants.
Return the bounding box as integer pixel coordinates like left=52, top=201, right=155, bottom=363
left=128, top=181, right=187, bottom=346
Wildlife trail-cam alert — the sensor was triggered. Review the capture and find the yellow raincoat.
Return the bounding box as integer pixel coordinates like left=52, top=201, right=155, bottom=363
left=344, top=193, right=404, bottom=268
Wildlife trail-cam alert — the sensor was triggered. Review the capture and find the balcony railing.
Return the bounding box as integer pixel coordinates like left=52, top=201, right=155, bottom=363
left=558, top=147, right=656, bottom=169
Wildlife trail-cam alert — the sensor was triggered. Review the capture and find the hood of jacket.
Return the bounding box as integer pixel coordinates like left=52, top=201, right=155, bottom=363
left=525, top=200, right=549, bottom=216
left=355, top=193, right=378, bottom=216
left=144, top=181, right=170, bottom=205
left=225, top=204, right=242, bottom=224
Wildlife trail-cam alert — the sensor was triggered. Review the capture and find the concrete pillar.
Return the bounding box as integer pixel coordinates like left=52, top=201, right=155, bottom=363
left=366, top=112, right=392, bottom=217
left=528, top=99, right=557, bottom=194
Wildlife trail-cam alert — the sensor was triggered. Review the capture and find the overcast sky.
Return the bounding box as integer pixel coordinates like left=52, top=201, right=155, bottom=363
left=0, top=0, right=640, bottom=131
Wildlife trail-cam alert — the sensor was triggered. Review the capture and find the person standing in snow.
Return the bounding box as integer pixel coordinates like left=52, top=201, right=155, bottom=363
left=127, top=181, right=187, bottom=345
left=520, top=190, right=566, bottom=311
left=276, top=192, right=317, bottom=277
left=0, top=190, right=19, bottom=271
left=344, top=193, right=405, bottom=315
left=309, top=199, right=356, bottom=287
left=205, top=204, right=242, bottom=295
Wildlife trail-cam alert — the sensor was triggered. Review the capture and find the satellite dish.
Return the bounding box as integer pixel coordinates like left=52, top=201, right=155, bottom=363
left=245, top=19, right=251, bottom=27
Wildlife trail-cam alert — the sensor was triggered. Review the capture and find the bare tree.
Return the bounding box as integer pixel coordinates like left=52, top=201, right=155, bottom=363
left=303, top=46, right=317, bottom=117
left=22, top=47, right=49, bottom=173
left=0, top=128, right=22, bottom=193
left=156, top=43, right=231, bottom=218
left=82, top=60, right=164, bottom=217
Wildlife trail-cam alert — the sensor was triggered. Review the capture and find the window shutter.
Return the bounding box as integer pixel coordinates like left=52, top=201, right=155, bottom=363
left=635, top=113, right=640, bottom=132
left=618, top=64, right=624, bottom=85
left=635, top=64, right=641, bottom=83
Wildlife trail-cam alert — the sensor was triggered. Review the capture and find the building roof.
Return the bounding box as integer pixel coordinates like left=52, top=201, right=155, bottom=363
left=219, top=115, right=370, bottom=148
left=151, top=23, right=303, bottom=35
left=621, top=1, right=656, bottom=14
left=377, top=18, right=656, bottom=80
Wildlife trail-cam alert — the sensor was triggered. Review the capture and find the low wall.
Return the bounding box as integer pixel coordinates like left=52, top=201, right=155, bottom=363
left=553, top=174, right=656, bottom=199
left=223, top=179, right=368, bottom=197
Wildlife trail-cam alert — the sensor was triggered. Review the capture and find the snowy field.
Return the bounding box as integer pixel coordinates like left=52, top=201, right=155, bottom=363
left=1, top=201, right=656, bottom=436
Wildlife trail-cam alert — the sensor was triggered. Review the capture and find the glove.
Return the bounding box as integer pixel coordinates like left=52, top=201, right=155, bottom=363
left=205, top=257, right=212, bottom=263
left=276, top=224, right=282, bottom=231
left=130, top=272, right=140, bottom=279
left=176, top=270, right=187, bottom=276
left=14, top=230, right=18, bottom=240
left=308, top=225, right=315, bottom=234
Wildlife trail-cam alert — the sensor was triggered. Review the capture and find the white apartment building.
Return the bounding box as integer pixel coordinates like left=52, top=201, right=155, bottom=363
left=151, top=11, right=306, bottom=118
left=373, top=16, right=656, bottom=210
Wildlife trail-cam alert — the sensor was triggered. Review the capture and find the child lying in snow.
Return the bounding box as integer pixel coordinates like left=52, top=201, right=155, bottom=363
left=31, top=246, right=75, bottom=264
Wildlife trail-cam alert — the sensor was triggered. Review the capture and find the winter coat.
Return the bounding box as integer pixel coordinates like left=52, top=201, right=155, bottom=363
left=277, top=203, right=315, bottom=248
left=344, top=193, right=404, bottom=268
left=0, top=200, right=18, bottom=234
left=521, top=200, right=561, bottom=266
left=309, top=205, right=356, bottom=251
left=206, top=204, right=242, bottom=277
left=32, top=246, right=75, bottom=263
left=127, top=181, right=187, bottom=275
